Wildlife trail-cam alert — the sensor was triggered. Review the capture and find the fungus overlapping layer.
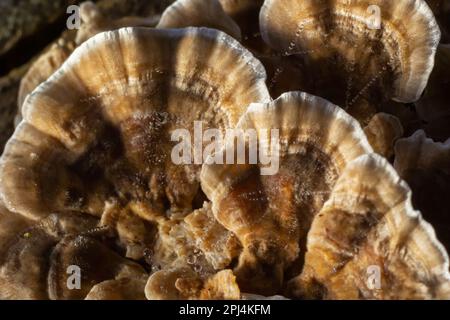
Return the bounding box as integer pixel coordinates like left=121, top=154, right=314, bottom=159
left=416, top=45, right=450, bottom=141
left=17, top=1, right=161, bottom=123
left=2, top=27, right=269, bottom=221
left=290, top=154, right=450, bottom=299
left=157, top=0, right=241, bottom=40
left=0, top=0, right=449, bottom=300
left=201, top=91, right=373, bottom=294
left=0, top=27, right=269, bottom=299
left=259, top=0, right=441, bottom=123
left=395, top=130, right=450, bottom=253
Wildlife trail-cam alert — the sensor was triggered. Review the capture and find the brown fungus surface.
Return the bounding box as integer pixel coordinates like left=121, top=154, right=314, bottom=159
left=259, top=0, right=441, bottom=123
left=219, top=0, right=268, bottom=54
left=48, top=233, right=147, bottom=300
left=157, top=0, right=242, bottom=40
left=145, top=266, right=241, bottom=300
left=290, top=154, right=450, bottom=299
left=0, top=211, right=148, bottom=299
left=144, top=202, right=242, bottom=291
left=0, top=27, right=270, bottom=222
left=85, top=276, right=148, bottom=300
left=201, top=91, right=373, bottom=295
left=0, top=0, right=449, bottom=301
left=0, top=26, right=268, bottom=300
left=18, top=40, right=74, bottom=114
left=75, top=1, right=160, bottom=45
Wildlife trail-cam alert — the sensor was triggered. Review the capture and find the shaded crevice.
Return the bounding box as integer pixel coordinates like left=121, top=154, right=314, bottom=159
left=0, top=11, right=74, bottom=76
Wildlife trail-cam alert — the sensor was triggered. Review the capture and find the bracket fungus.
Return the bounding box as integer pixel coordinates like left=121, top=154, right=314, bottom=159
left=17, top=1, right=161, bottom=125
left=0, top=27, right=270, bottom=221
left=289, top=154, right=450, bottom=299
left=259, top=0, right=441, bottom=123
left=0, top=0, right=449, bottom=301
left=201, top=91, right=373, bottom=294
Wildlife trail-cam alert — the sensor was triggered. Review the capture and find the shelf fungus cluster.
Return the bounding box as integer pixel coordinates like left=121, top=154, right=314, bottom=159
left=0, top=0, right=449, bottom=300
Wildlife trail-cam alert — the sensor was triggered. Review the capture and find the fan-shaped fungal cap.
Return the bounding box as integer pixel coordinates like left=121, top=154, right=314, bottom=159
left=157, top=0, right=242, bottom=40
left=395, top=130, right=450, bottom=177
left=260, top=0, right=441, bottom=103
left=0, top=27, right=270, bottom=221
left=201, top=91, right=373, bottom=294
left=394, top=130, right=450, bottom=252
left=0, top=123, right=106, bottom=221
left=290, top=154, right=450, bottom=299
left=364, top=113, right=404, bottom=158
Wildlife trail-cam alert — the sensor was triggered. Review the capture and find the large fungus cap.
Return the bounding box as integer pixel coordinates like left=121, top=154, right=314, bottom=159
left=0, top=27, right=270, bottom=221
left=201, top=91, right=373, bottom=294
left=291, top=154, right=450, bottom=299
left=0, top=211, right=147, bottom=300
left=75, top=1, right=160, bottom=45
left=260, top=0, right=441, bottom=110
